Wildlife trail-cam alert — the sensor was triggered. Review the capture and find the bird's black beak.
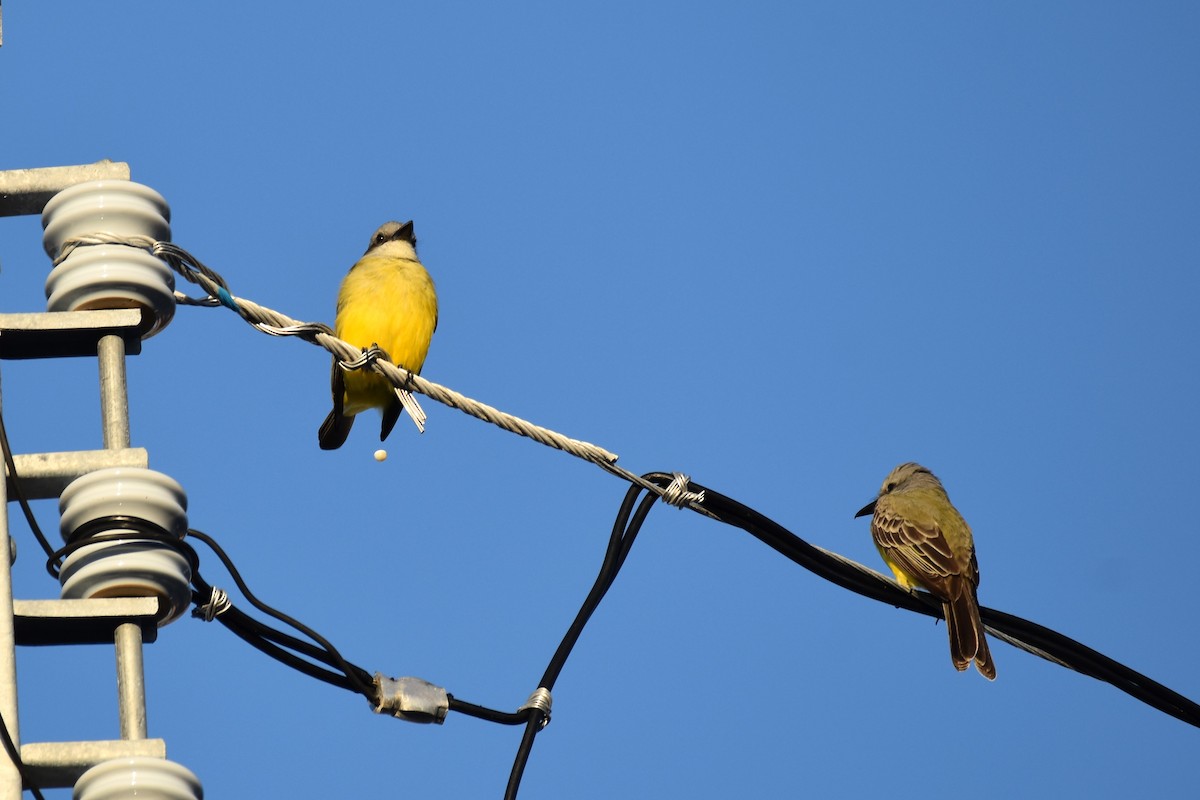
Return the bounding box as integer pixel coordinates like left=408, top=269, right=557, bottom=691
left=397, top=220, right=415, bottom=241
left=854, top=499, right=877, bottom=519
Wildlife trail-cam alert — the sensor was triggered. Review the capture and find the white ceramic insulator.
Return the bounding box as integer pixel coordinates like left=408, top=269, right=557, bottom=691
left=74, top=757, right=203, bottom=800
left=58, top=468, right=192, bottom=625
left=41, top=180, right=175, bottom=337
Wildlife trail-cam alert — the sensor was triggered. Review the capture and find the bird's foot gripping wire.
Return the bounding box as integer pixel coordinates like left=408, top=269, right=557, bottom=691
left=338, top=345, right=428, bottom=433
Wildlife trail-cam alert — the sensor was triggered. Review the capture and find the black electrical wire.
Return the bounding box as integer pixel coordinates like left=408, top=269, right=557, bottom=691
left=0, top=405, right=60, bottom=568
left=671, top=476, right=1200, bottom=728
left=183, top=542, right=361, bottom=683
left=505, top=719, right=541, bottom=800
left=0, top=405, right=52, bottom=798
left=45, top=516, right=187, bottom=583
left=10, top=362, right=1195, bottom=797
left=540, top=483, right=655, bottom=691
left=185, top=529, right=377, bottom=699
left=499, top=471, right=1200, bottom=799
left=0, top=707, right=44, bottom=800
left=185, top=528, right=528, bottom=722
left=189, top=579, right=367, bottom=692
left=446, top=697, right=527, bottom=726
left=237, top=612, right=368, bottom=685
left=0, top=402, right=400, bottom=708
left=504, top=481, right=661, bottom=800
left=976, top=605, right=1200, bottom=727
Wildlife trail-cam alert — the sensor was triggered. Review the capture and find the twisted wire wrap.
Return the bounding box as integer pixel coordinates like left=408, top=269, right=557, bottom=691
left=518, top=687, right=553, bottom=728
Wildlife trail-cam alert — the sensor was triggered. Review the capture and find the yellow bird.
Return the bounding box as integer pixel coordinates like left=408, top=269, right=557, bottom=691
left=318, top=220, right=439, bottom=450
left=855, top=462, right=996, bottom=679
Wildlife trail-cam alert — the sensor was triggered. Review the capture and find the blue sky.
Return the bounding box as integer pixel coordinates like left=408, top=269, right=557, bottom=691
left=2, top=2, right=1198, bottom=797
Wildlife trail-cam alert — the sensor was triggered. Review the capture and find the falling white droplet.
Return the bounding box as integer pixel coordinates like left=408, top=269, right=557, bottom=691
left=374, top=449, right=388, bottom=462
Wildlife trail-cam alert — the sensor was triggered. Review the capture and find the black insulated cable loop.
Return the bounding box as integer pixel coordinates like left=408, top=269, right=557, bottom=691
left=505, top=481, right=661, bottom=800
left=185, top=529, right=378, bottom=700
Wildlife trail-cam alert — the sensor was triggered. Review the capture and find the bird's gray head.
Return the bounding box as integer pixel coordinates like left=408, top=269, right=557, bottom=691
left=854, top=462, right=941, bottom=518
left=365, top=220, right=417, bottom=255
left=878, top=462, right=941, bottom=496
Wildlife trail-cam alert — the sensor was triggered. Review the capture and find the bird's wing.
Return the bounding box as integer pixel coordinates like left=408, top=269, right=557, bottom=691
left=328, top=357, right=346, bottom=411
left=871, top=508, right=960, bottom=597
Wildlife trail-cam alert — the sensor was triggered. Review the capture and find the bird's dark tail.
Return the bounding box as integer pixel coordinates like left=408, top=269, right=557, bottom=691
left=318, top=410, right=354, bottom=450
left=319, top=358, right=354, bottom=450
left=380, top=397, right=402, bottom=442
left=945, top=584, right=996, bottom=680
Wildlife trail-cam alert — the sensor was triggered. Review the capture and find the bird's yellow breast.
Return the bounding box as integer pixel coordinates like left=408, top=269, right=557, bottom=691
left=334, top=254, right=438, bottom=415
left=876, top=546, right=922, bottom=590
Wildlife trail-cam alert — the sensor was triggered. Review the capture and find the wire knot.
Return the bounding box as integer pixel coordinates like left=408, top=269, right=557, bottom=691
left=519, top=687, right=553, bottom=728
left=192, top=587, right=231, bottom=621
left=661, top=472, right=704, bottom=508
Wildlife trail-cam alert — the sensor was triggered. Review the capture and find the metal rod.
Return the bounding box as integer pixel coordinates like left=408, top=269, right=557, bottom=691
left=114, top=623, right=147, bottom=740
left=97, top=335, right=130, bottom=450
left=0, top=373, right=24, bottom=798
left=98, top=334, right=149, bottom=740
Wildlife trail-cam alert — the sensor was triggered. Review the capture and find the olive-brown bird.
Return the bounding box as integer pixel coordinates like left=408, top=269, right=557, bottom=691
left=855, top=462, right=996, bottom=679
left=318, top=221, right=438, bottom=450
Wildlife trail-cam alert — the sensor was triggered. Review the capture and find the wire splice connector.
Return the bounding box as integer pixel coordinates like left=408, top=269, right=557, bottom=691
left=338, top=346, right=428, bottom=433
left=192, top=587, right=231, bottom=621
left=372, top=674, right=449, bottom=724
left=660, top=473, right=704, bottom=508
left=518, top=687, right=552, bottom=728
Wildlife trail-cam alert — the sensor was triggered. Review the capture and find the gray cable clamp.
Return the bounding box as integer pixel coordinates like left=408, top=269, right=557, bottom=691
left=372, top=674, right=449, bottom=724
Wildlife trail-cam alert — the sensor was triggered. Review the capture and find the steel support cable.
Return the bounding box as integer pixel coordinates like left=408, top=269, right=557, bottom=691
left=53, top=235, right=705, bottom=510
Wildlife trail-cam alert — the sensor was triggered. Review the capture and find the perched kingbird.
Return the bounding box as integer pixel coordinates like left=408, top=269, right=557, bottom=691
left=318, top=220, right=439, bottom=450
left=855, top=462, right=996, bottom=680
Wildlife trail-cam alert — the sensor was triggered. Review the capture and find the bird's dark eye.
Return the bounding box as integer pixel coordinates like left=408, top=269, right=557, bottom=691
left=375, top=234, right=386, bottom=245
left=885, top=482, right=897, bottom=492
